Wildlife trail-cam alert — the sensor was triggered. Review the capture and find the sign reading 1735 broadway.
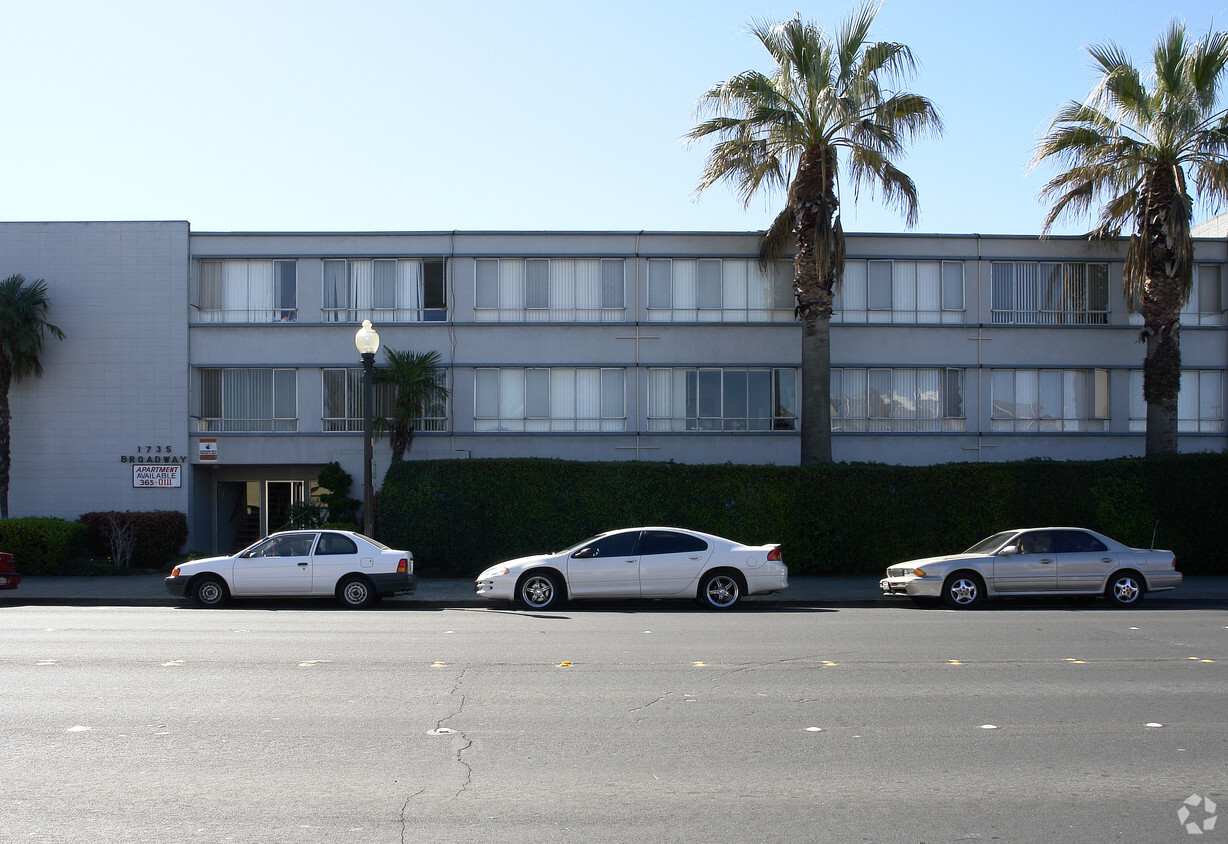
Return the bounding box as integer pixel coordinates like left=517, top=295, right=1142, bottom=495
left=122, top=445, right=185, bottom=488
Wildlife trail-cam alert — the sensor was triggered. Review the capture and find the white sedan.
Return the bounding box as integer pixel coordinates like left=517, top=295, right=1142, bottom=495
left=474, top=526, right=787, bottom=610
left=880, top=527, right=1182, bottom=609
left=165, top=529, right=416, bottom=608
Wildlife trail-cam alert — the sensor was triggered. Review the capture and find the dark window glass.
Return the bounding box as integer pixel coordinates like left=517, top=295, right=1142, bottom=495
left=640, top=530, right=708, bottom=556
left=423, top=259, right=446, bottom=320
left=575, top=531, right=640, bottom=559
left=1017, top=531, right=1057, bottom=555
left=1055, top=530, right=1108, bottom=553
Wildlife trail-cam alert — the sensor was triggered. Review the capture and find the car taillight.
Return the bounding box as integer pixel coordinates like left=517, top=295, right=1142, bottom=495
left=1171, top=556, right=1178, bottom=570
left=767, top=546, right=781, bottom=562
left=397, top=558, right=408, bottom=574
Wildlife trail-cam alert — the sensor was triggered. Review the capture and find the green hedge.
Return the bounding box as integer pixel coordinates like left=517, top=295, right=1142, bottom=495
left=0, top=518, right=89, bottom=575
left=77, top=511, right=189, bottom=568
left=378, top=454, right=1227, bottom=578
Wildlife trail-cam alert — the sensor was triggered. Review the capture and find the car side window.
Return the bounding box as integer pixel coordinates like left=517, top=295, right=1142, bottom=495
left=1017, top=531, right=1056, bottom=555
left=640, top=530, right=708, bottom=556
left=575, top=532, right=640, bottom=559
left=316, top=534, right=359, bottom=556
left=1054, top=530, right=1108, bottom=553
left=272, top=535, right=315, bottom=557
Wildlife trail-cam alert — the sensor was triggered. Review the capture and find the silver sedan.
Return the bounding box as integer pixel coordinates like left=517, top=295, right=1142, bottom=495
left=880, top=527, right=1182, bottom=609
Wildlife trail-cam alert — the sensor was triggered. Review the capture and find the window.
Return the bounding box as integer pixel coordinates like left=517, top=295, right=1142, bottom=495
left=991, top=369, right=1109, bottom=431
left=197, top=368, right=297, bottom=432
left=316, top=533, right=359, bottom=555
left=830, top=368, right=965, bottom=432
left=322, top=258, right=447, bottom=323
left=574, top=531, right=640, bottom=558
left=647, top=368, right=798, bottom=432
left=991, top=262, right=1109, bottom=324
left=835, top=260, right=965, bottom=324
left=197, top=260, right=298, bottom=323
left=473, top=258, right=627, bottom=322
left=1181, top=264, right=1227, bottom=326
left=640, top=530, right=708, bottom=555
left=322, top=369, right=447, bottom=433
left=645, top=258, right=794, bottom=323
left=474, top=367, right=626, bottom=431
left=1130, top=369, right=1225, bottom=433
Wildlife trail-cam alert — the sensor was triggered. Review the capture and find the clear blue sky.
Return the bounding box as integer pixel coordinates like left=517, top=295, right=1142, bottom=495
left=2, top=0, right=1226, bottom=235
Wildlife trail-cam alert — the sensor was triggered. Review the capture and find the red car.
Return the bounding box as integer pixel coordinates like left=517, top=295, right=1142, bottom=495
left=0, top=551, right=20, bottom=590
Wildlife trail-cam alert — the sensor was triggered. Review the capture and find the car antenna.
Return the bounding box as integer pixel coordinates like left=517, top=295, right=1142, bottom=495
left=1150, top=520, right=1159, bottom=550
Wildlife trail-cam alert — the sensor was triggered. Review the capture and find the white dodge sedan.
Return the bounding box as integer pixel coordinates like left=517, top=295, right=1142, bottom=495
left=880, top=527, right=1182, bottom=609
left=475, top=527, right=787, bottom=610
left=165, top=529, right=416, bottom=608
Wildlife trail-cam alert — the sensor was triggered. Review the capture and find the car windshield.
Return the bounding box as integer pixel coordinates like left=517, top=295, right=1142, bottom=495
left=963, top=531, right=1020, bottom=555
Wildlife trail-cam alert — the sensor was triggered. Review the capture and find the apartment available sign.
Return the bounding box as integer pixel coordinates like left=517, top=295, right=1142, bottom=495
left=133, top=464, right=181, bottom=488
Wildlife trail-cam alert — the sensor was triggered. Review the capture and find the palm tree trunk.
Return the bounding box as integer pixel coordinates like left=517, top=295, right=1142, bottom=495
left=800, top=314, right=832, bottom=464
left=1143, top=331, right=1180, bottom=456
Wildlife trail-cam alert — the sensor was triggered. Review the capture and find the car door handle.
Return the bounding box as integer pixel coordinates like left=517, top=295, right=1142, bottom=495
left=1101, top=557, right=1113, bottom=564
left=1039, top=558, right=1054, bottom=565
left=298, top=562, right=309, bottom=567
left=625, top=559, right=637, bottom=564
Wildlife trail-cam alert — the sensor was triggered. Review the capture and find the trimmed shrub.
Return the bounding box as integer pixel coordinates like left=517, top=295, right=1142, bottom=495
left=378, top=454, right=1227, bottom=578
left=77, top=510, right=188, bottom=569
left=0, top=518, right=89, bottom=575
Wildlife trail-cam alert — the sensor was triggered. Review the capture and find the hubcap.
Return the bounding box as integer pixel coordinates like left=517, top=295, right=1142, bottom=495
left=344, top=582, right=369, bottom=604
left=950, top=579, right=978, bottom=605
left=706, top=576, right=738, bottom=607
left=1114, top=578, right=1139, bottom=603
left=523, top=577, right=553, bottom=606
left=199, top=583, right=220, bottom=603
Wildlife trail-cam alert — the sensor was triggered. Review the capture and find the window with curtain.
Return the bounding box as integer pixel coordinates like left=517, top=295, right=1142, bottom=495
left=321, top=258, right=444, bottom=323
left=990, top=262, right=1109, bottom=324
left=835, top=260, right=966, bottom=324
left=645, top=258, right=795, bottom=323
left=322, top=368, right=447, bottom=433
left=647, top=368, right=798, bottom=431
left=991, top=368, right=1109, bottom=431
left=472, top=259, right=627, bottom=322
left=830, top=368, right=964, bottom=432
left=197, top=368, right=297, bottom=432
left=474, top=367, right=626, bottom=431
left=1129, top=369, right=1225, bottom=433
left=197, top=260, right=291, bottom=323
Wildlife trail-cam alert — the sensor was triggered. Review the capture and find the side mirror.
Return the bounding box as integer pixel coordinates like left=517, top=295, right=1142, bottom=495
left=999, top=545, right=1019, bottom=556
left=572, top=547, right=595, bottom=559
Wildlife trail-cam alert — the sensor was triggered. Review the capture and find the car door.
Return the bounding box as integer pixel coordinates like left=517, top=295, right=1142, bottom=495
left=230, top=533, right=316, bottom=595
left=991, top=530, right=1059, bottom=593
left=638, top=530, right=712, bottom=597
left=310, top=531, right=366, bottom=595
left=565, top=531, right=641, bottom=597
left=1053, top=529, right=1114, bottom=592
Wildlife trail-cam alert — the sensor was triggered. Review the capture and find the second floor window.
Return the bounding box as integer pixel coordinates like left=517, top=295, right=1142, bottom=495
left=830, top=368, right=965, bottom=432
left=648, top=368, right=798, bottom=431
left=474, top=258, right=626, bottom=322
left=474, top=367, right=625, bottom=431
left=197, top=260, right=297, bottom=323
left=991, top=262, right=1109, bottom=325
left=646, top=259, right=794, bottom=322
left=991, top=368, right=1109, bottom=431
left=323, top=258, right=446, bottom=323
left=197, top=368, right=297, bottom=432
left=836, top=260, right=965, bottom=324
left=1129, top=369, right=1224, bottom=433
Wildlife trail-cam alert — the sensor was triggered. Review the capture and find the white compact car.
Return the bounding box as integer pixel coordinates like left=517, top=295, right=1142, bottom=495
left=475, top=526, right=787, bottom=610
left=165, top=529, right=416, bottom=608
left=880, top=527, right=1182, bottom=609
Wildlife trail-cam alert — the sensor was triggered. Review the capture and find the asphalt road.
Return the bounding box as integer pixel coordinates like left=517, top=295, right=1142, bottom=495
left=2, top=601, right=1225, bottom=843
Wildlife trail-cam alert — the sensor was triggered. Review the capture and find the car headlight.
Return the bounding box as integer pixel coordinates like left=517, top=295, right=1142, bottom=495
left=480, top=566, right=509, bottom=579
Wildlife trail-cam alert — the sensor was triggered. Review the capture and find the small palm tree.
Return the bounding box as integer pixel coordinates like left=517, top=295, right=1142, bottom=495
left=1033, top=21, right=1228, bottom=456
left=0, top=274, right=66, bottom=517
left=689, top=5, right=942, bottom=464
left=374, top=348, right=449, bottom=462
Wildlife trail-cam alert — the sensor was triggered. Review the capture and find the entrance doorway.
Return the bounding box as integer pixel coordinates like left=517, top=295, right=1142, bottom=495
left=265, top=480, right=306, bottom=534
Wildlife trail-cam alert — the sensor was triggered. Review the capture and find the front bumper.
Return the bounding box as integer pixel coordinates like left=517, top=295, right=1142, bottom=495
left=880, top=575, right=942, bottom=598
left=164, top=574, right=191, bottom=598
left=474, top=575, right=515, bottom=601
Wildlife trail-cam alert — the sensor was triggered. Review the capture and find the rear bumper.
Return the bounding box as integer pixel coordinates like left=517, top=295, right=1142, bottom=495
left=371, top=572, right=418, bottom=597
left=1144, top=571, right=1183, bottom=593
left=0, top=572, right=20, bottom=590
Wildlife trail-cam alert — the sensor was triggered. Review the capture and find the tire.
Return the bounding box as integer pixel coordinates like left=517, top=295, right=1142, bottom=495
left=942, top=572, right=985, bottom=609
left=517, top=572, right=563, bottom=610
left=337, top=575, right=376, bottom=609
left=698, top=571, right=741, bottom=610
left=1105, top=572, right=1144, bottom=608
left=192, top=575, right=229, bottom=608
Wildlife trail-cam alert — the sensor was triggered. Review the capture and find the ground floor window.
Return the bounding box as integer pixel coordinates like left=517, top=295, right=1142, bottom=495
left=475, top=367, right=625, bottom=431
left=198, top=368, right=297, bottom=432
left=647, top=368, right=797, bottom=431
left=1129, top=369, right=1225, bottom=433
left=990, top=368, right=1108, bottom=432
left=831, top=368, right=965, bottom=432
left=322, top=369, right=448, bottom=433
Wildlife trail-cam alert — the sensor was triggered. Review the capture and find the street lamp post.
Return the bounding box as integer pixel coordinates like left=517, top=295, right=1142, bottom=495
left=354, top=319, right=380, bottom=537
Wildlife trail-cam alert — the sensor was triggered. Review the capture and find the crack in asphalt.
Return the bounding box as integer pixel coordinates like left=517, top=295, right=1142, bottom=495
left=399, top=788, right=425, bottom=844
left=437, top=665, right=473, bottom=799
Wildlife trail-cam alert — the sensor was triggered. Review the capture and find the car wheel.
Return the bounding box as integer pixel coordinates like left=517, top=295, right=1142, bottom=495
left=698, top=571, right=741, bottom=610
left=942, top=572, right=984, bottom=609
left=1105, top=572, right=1144, bottom=608
left=517, top=572, right=562, bottom=610
left=337, top=575, right=376, bottom=609
left=192, top=575, right=229, bottom=608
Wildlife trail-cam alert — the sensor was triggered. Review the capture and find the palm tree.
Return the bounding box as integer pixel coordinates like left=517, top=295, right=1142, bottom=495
left=1033, top=21, right=1228, bottom=456
left=373, top=348, right=449, bottom=462
left=0, top=275, right=66, bottom=518
left=688, top=5, right=941, bottom=464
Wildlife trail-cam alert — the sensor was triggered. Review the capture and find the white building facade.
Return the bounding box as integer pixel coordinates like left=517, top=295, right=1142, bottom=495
left=4, top=222, right=1225, bottom=554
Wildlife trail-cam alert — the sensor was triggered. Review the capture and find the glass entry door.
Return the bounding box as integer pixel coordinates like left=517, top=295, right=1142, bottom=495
left=265, top=481, right=305, bottom=535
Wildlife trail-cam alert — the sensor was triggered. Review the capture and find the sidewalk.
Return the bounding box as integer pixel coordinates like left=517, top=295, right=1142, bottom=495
left=3, top=574, right=1226, bottom=608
